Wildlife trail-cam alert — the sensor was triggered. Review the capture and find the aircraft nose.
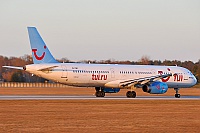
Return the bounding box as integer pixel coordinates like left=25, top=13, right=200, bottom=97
left=193, top=76, right=197, bottom=85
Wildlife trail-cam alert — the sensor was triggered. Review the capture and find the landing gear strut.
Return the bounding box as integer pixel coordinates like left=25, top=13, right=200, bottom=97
left=95, top=87, right=105, bottom=97
left=126, top=91, right=136, bottom=98
left=174, top=88, right=180, bottom=98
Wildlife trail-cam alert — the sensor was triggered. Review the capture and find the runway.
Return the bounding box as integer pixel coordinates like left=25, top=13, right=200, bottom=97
left=0, top=95, right=200, bottom=100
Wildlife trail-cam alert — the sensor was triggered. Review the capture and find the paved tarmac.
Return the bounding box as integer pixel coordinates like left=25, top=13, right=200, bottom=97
left=0, top=95, right=199, bottom=100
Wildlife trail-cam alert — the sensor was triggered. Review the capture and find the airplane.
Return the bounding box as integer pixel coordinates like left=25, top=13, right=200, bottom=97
left=3, top=27, right=197, bottom=98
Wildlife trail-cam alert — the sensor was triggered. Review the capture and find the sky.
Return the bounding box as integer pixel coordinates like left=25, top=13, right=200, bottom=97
left=0, top=0, right=200, bottom=62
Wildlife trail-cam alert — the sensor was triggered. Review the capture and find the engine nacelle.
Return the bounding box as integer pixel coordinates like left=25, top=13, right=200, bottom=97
left=142, top=81, right=168, bottom=94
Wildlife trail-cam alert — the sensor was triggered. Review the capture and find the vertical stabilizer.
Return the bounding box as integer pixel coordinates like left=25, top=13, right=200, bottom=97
left=27, top=27, right=58, bottom=64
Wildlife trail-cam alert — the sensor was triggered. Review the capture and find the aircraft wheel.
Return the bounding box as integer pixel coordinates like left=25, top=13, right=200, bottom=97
left=126, top=91, right=131, bottom=98
left=132, top=91, right=136, bottom=98
left=100, top=91, right=105, bottom=97
left=175, top=94, right=180, bottom=98
left=95, top=91, right=105, bottom=97
left=126, top=91, right=136, bottom=98
left=95, top=91, right=101, bottom=97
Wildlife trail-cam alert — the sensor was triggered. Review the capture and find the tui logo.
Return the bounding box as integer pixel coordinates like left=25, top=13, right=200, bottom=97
left=32, top=45, right=46, bottom=60
left=158, top=68, right=171, bottom=82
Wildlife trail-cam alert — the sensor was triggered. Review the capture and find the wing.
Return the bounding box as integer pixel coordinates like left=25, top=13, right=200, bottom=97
left=104, top=73, right=172, bottom=88
left=120, top=73, right=172, bottom=87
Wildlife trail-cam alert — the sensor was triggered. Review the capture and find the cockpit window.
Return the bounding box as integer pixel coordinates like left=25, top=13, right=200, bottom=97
left=188, top=71, right=193, bottom=76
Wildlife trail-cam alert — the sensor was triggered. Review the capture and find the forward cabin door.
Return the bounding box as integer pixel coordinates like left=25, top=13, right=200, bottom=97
left=61, top=65, right=68, bottom=79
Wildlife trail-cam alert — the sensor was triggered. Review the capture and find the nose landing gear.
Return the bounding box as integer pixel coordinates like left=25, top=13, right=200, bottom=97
left=174, top=88, right=180, bottom=98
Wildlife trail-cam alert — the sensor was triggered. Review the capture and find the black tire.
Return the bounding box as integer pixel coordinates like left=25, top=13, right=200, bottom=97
left=95, top=91, right=105, bottom=97
left=95, top=91, right=101, bottom=97
left=101, top=91, right=105, bottom=97
left=126, top=91, right=131, bottom=98
left=132, top=91, right=136, bottom=98
left=126, top=91, right=136, bottom=98
left=175, top=94, right=180, bottom=98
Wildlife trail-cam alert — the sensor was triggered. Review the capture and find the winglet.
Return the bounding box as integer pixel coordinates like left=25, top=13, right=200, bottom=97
left=27, top=27, right=59, bottom=64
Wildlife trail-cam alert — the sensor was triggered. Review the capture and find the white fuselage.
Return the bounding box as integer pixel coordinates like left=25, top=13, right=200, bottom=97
left=25, top=63, right=197, bottom=89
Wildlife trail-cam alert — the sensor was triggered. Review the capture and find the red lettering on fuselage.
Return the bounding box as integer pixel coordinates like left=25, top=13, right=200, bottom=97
left=92, top=73, right=107, bottom=80
left=174, top=74, right=183, bottom=82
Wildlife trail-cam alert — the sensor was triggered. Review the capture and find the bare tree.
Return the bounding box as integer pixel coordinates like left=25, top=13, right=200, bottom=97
left=139, top=55, right=150, bottom=65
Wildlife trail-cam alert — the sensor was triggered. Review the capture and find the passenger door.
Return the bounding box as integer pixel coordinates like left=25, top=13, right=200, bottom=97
left=61, top=65, right=68, bottom=79
left=110, top=68, right=115, bottom=79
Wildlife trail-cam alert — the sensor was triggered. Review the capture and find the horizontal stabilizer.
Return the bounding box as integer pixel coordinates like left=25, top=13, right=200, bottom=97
left=2, top=66, right=23, bottom=70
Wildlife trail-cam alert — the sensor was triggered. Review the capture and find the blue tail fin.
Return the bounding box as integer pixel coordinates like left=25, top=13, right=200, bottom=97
left=27, top=27, right=58, bottom=64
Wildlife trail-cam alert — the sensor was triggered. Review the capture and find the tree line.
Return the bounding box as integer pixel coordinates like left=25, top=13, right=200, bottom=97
left=0, top=55, right=200, bottom=83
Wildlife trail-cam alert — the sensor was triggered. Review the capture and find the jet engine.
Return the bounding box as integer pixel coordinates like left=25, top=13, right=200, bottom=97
left=142, top=81, right=168, bottom=94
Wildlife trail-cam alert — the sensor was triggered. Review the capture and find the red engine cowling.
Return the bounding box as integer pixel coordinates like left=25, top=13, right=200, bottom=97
left=142, top=81, right=168, bottom=94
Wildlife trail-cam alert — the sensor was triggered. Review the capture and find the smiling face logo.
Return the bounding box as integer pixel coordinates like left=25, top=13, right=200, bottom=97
left=32, top=45, right=46, bottom=60
left=158, top=68, right=171, bottom=82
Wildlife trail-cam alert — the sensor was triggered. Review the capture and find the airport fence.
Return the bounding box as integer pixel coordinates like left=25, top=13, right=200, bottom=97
left=0, top=82, right=68, bottom=88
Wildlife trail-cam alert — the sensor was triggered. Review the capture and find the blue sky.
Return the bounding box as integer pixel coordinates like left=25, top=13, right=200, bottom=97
left=0, top=0, right=200, bottom=62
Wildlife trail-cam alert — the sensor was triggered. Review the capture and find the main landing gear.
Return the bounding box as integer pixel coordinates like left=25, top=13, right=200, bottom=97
left=126, top=86, right=136, bottom=98
left=174, top=88, right=180, bottom=98
left=126, top=91, right=136, bottom=98
left=95, top=87, right=105, bottom=97
left=95, top=87, right=136, bottom=98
